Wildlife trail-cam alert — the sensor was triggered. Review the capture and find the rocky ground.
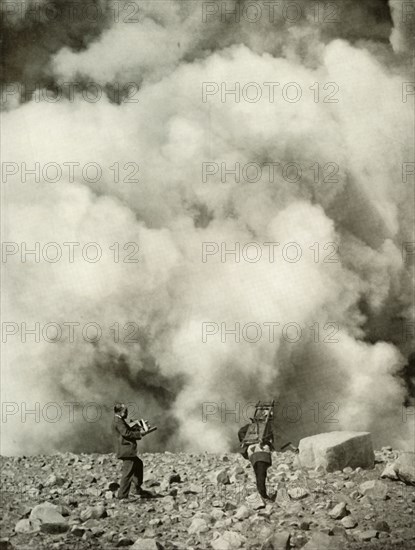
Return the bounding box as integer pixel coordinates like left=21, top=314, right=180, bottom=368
left=0, top=448, right=414, bottom=550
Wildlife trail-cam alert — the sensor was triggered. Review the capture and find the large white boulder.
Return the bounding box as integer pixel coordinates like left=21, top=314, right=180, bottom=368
left=393, top=452, right=415, bottom=485
left=298, top=432, right=374, bottom=472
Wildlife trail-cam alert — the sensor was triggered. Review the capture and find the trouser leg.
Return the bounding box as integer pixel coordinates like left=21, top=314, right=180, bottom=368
left=254, top=461, right=269, bottom=499
left=132, top=457, right=144, bottom=492
left=118, top=458, right=135, bottom=498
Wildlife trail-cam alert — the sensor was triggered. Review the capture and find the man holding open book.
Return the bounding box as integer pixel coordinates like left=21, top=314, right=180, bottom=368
left=112, top=402, right=155, bottom=500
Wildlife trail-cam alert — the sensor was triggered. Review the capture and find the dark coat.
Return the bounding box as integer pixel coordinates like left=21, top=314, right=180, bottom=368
left=247, top=442, right=272, bottom=467
left=112, top=415, right=142, bottom=459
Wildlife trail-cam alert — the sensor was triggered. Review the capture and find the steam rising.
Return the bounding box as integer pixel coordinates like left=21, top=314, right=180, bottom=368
left=1, top=0, right=414, bottom=455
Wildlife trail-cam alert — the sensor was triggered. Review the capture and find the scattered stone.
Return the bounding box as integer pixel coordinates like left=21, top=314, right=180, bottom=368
left=211, top=531, right=247, bottom=550
left=116, top=537, right=135, bottom=547
left=40, top=522, right=69, bottom=534
left=185, top=483, right=203, bottom=494
left=298, top=432, right=375, bottom=472
left=341, top=516, right=357, bottom=529
left=261, top=531, right=291, bottom=550
left=71, top=525, right=86, bottom=537
left=209, top=469, right=230, bottom=485
left=169, top=472, right=181, bottom=484
left=27, top=487, right=40, bottom=498
left=2, top=449, right=413, bottom=550
left=14, top=519, right=41, bottom=534
left=188, top=517, right=209, bottom=534
left=359, top=480, right=388, bottom=500
left=131, top=539, right=164, bottom=550
left=246, top=493, right=265, bottom=509
left=394, top=452, right=415, bottom=485
left=44, top=474, right=65, bottom=487
left=381, top=463, right=399, bottom=480
left=211, top=509, right=226, bottom=521
left=301, top=532, right=343, bottom=549
left=374, top=520, right=390, bottom=532
left=287, top=487, right=309, bottom=500
left=27, top=502, right=69, bottom=533
left=356, top=530, right=379, bottom=541
left=108, top=481, right=120, bottom=492
left=234, top=505, right=250, bottom=520
left=331, top=526, right=347, bottom=537
left=329, top=502, right=348, bottom=519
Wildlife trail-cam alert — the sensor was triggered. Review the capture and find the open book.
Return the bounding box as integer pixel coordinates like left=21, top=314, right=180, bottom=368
left=128, top=418, right=157, bottom=435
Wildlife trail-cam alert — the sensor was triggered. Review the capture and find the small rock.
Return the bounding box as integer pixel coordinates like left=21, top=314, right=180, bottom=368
left=28, top=502, right=69, bottom=533
left=374, top=520, right=390, bottom=532
left=359, top=480, right=388, bottom=500
left=302, top=532, right=343, bottom=549
left=185, top=483, right=203, bottom=494
left=234, top=505, right=250, bottom=520
left=246, top=493, right=265, bottom=510
left=211, top=531, right=247, bottom=550
left=210, top=469, right=230, bottom=485
left=131, top=539, right=164, bottom=550
left=14, top=519, right=41, bottom=534
left=211, top=509, right=226, bottom=521
left=381, top=463, right=398, bottom=480
left=356, top=530, right=378, bottom=541
left=329, top=502, right=348, bottom=519
left=116, top=537, right=135, bottom=547
left=40, top=522, right=69, bottom=534
left=169, top=472, right=181, bottom=484
left=261, top=531, right=291, bottom=550
left=71, top=525, right=86, bottom=537
left=287, top=487, right=309, bottom=500
left=341, top=516, right=357, bottom=529
left=394, top=452, right=415, bottom=485
left=44, top=474, right=65, bottom=487
left=79, top=504, right=106, bottom=522
left=188, top=517, right=209, bottom=534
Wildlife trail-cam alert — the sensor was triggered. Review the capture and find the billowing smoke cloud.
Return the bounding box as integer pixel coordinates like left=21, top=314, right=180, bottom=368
left=1, top=0, right=414, bottom=455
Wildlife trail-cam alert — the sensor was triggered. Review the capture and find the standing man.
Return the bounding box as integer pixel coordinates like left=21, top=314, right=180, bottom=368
left=112, top=402, right=148, bottom=500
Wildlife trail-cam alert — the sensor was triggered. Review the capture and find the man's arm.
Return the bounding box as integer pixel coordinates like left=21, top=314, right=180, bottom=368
left=116, top=418, right=142, bottom=441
